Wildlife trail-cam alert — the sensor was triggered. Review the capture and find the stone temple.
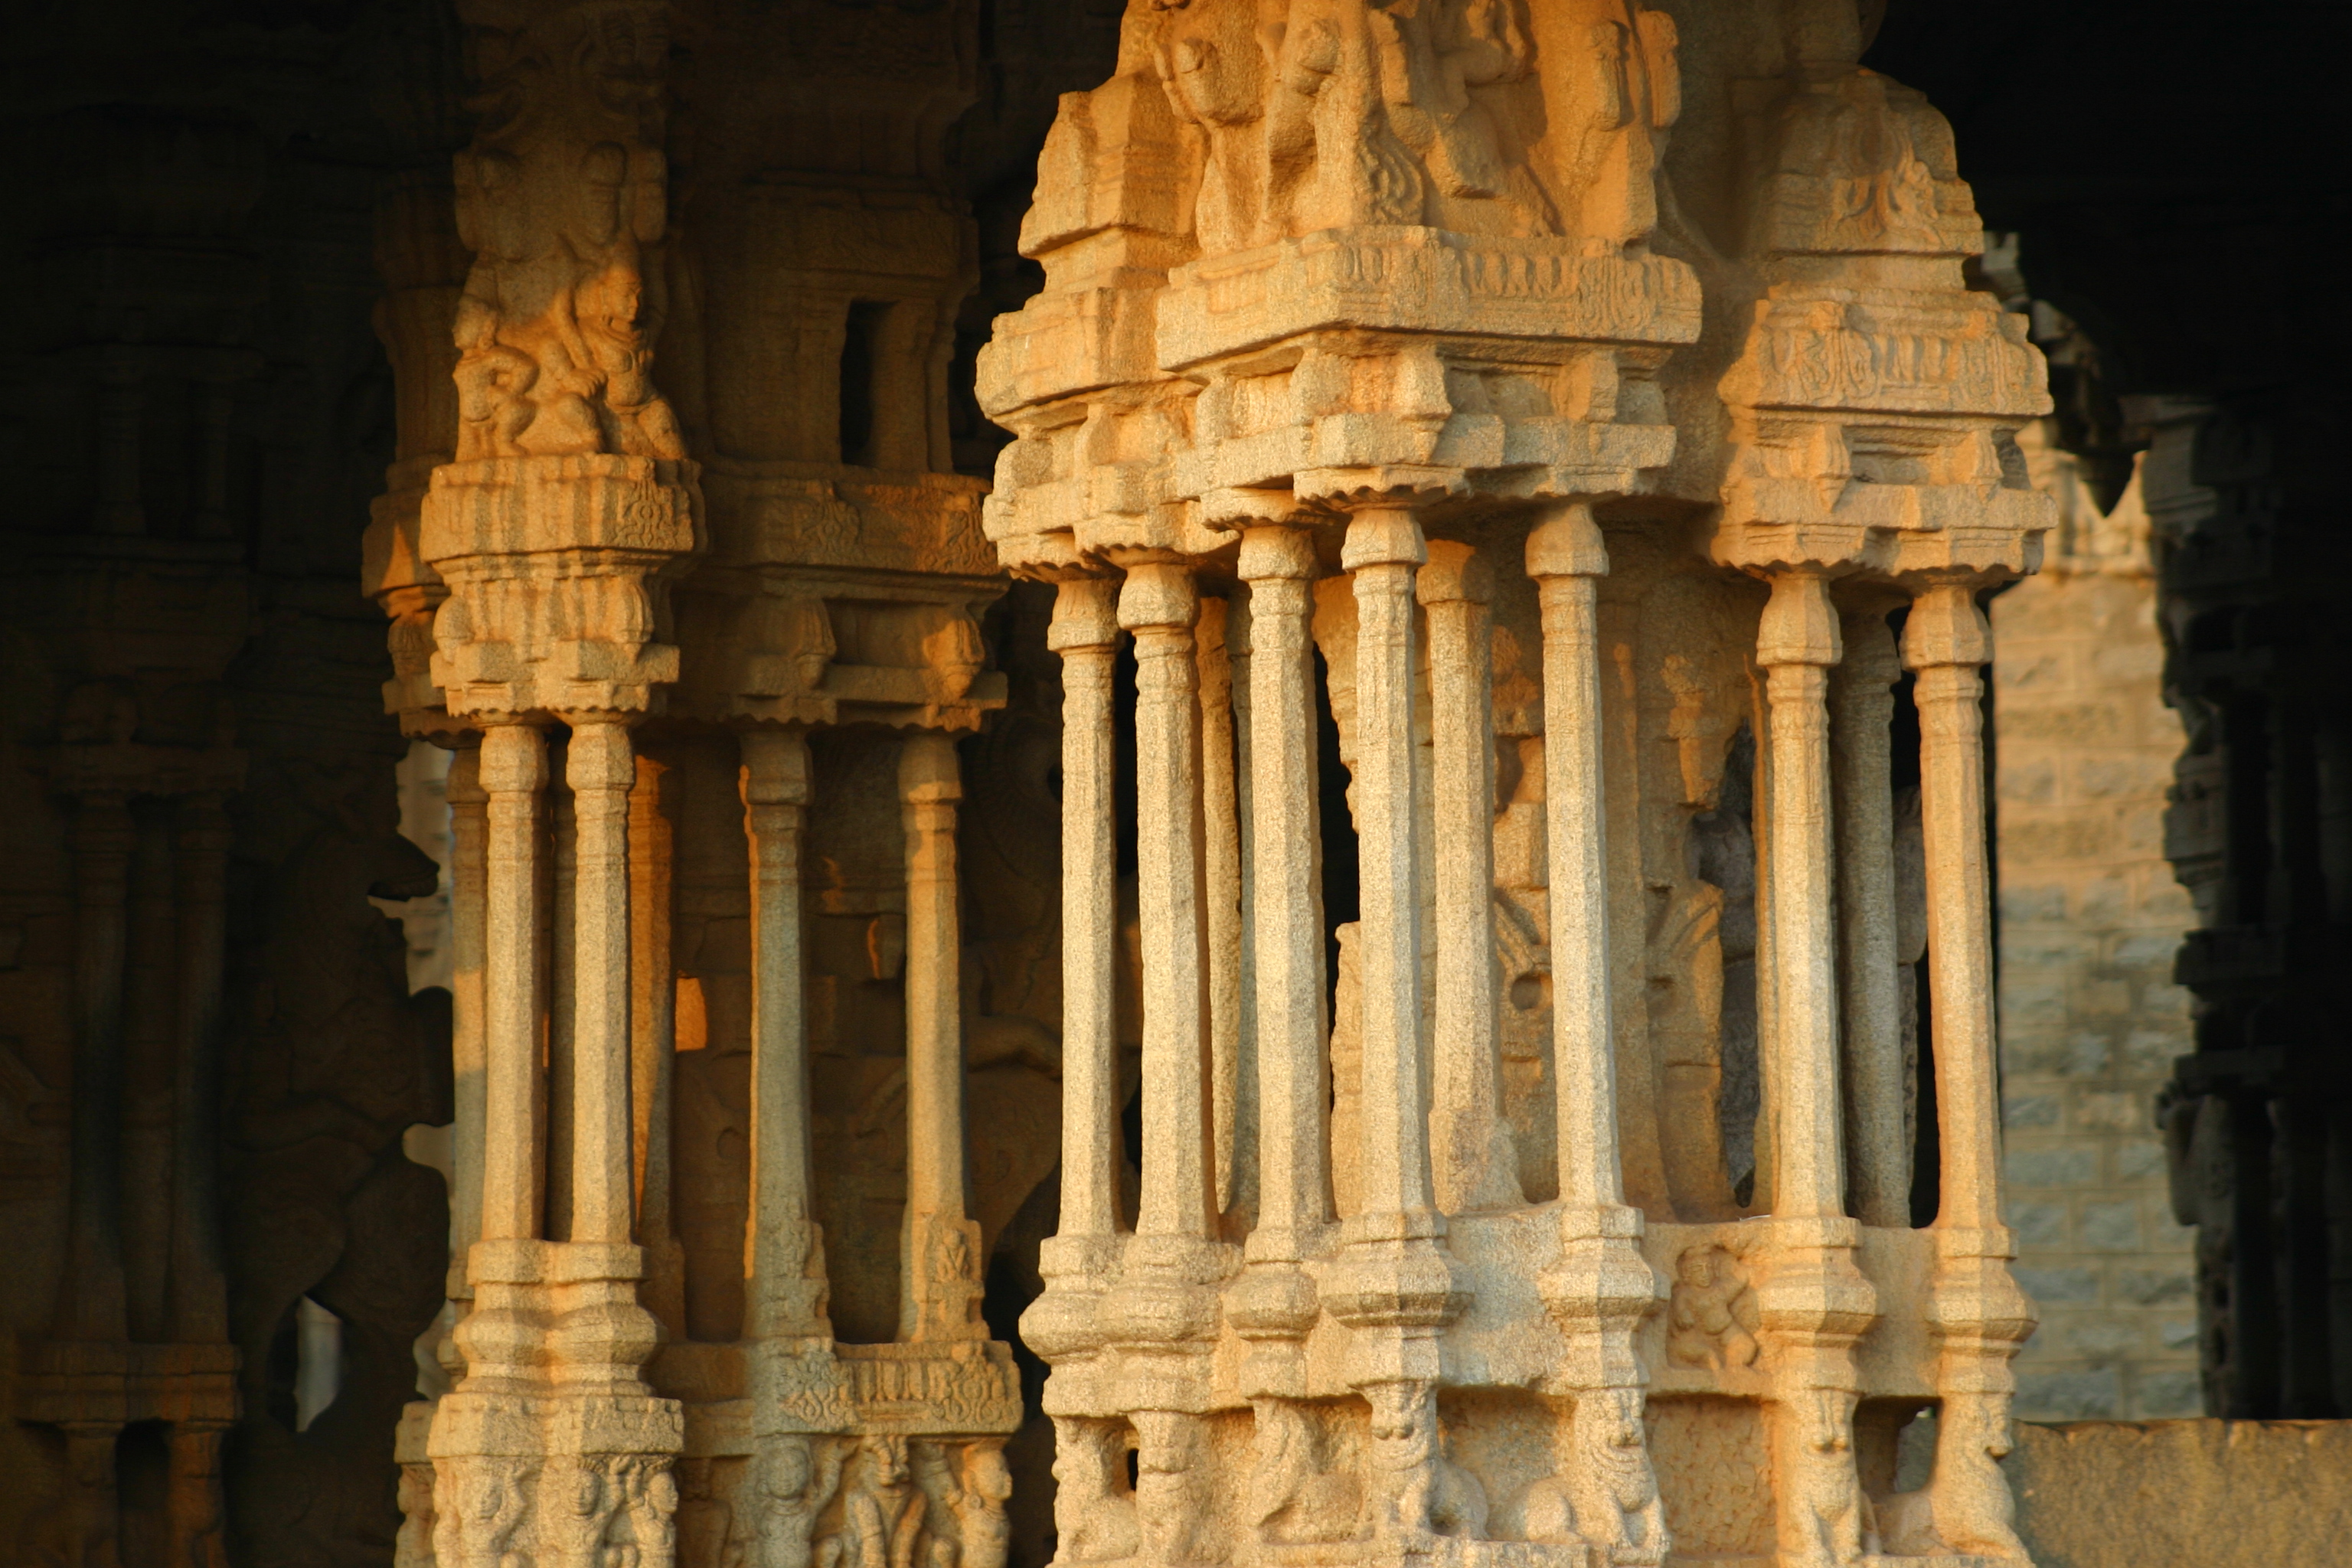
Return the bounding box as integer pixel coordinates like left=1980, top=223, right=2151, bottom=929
left=0, top=0, right=2344, bottom=1565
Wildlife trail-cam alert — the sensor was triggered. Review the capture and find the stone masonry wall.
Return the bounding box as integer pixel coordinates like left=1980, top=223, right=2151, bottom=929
left=1992, top=429, right=2201, bottom=1419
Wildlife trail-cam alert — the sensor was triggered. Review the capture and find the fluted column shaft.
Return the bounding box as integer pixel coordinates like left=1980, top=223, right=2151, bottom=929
left=902, top=731, right=982, bottom=1340
left=1200, top=597, right=1246, bottom=1223
left=567, top=718, right=637, bottom=1245
left=1122, top=564, right=1216, bottom=1243
left=743, top=728, right=825, bottom=1339
left=1050, top=580, right=1124, bottom=1244
left=479, top=723, right=547, bottom=1244
left=1831, top=609, right=1908, bottom=1227
left=1420, top=541, right=1521, bottom=1215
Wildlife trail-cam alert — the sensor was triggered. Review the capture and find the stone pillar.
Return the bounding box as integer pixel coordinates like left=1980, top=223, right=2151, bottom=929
left=567, top=718, right=638, bottom=1247
left=167, top=792, right=232, bottom=1345
left=1322, top=507, right=1462, bottom=1548
left=1831, top=607, right=1909, bottom=1227
left=58, top=790, right=134, bottom=1346
left=447, top=746, right=490, bottom=1305
left=1200, top=596, right=1249, bottom=1227
left=1029, top=580, right=1123, bottom=1361
left=1752, top=570, right=1877, bottom=1568
left=902, top=731, right=984, bottom=1342
left=1107, top=560, right=1219, bottom=1563
left=1526, top=505, right=1669, bottom=1564
left=743, top=729, right=827, bottom=1341
left=1226, top=526, right=1331, bottom=1542
left=1903, top=584, right=2034, bottom=1560
left=632, top=751, right=685, bottom=1331
left=478, top=724, right=548, bottom=1246
left=1419, top=541, right=1521, bottom=1216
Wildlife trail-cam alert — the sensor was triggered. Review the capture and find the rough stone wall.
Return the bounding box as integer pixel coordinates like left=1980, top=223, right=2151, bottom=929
left=1993, top=429, right=2200, bottom=1419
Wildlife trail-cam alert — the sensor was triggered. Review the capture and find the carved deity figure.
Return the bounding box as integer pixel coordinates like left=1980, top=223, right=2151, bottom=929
left=1132, top=1411, right=1217, bottom=1565
left=449, top=0, right=686, bottom=463
left=753, top=1436, right=849, bottom=1568
left=1050, top=1418, right=1139, bottom=1564
left=822, top=1436, right=926, bottom=1568
left=913, top=1439, right=1012, bottom=1568
left=435, top=1457, right=530, bottom=1568
left=1666, top=1246, right=1759, bottom=1370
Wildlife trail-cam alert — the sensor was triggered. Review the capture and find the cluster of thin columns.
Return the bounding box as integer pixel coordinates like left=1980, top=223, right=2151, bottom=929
left=1045, top=507, right=2016, bottom=1547
left=435, top=717, right=983, bottom=1351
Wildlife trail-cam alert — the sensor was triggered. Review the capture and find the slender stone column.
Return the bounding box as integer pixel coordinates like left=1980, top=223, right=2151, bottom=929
left=1831, top=608, right=1909, bottom=1227
left=1758, top=573, right=1847, bottom=1223
left=547, top=756, right=577, bottom=1238
left=479, top=723, right=547, bottom=1244
left=1325, top=507, right=1463, bottom=1549
left=1527, top=505, right=1668, bottom=1564
left=1419, top=541, right=1521, bottom=1215
left=1236, top=528, right=1328, bottom=1269
left=1200, top=596, right=1247, bottom=1223
left=567, top=718, right=637, bottom=1246
left=1048, top=579, right=1123, bottom=1245
left=1108, top=562, right=1220, bottom=1558
left=1227, top=526, right=1327, bottom=1415
left=1227, top=590, right=1260, bottom=1237
left=168, top=792, right=233, bottom=1342
left=1024, top=579, right=1125, bottom=1410
left=1753, top=570, right=1876, bottom=1568
left=1903, top=583, right=2034, bottom=1560
left=632, top=751, right=685, bottom=1331
left=1121, top=564, right=1216, bottom=1244
left=901, top=730, right=983, bottom=1341
left=741, top=728, right=828, bottom=1339
left=1343, top=509, right=1435, bottom=1230
left=447, top=748, right=489, bottom=1290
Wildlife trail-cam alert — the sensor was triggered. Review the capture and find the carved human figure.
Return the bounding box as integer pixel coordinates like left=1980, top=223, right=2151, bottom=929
left=436, top=1458, right=528, bottom=1568
left=913, top=1439, right=1011, bottom=1568
left=446, top=0, right=686, bottom=463
left=1666, top=1246, right=1759, bottom=1370
left=1132, top=1410, right=1216, bottom=1565
left=822, top=1436, right=926, bottom=1568
left=754, top=1436, right=848, bottom=1568
left=1050, top=1418, right=1138, bottom=1564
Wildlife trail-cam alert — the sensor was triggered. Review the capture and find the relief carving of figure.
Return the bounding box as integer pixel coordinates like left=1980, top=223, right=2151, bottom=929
left=1666, top=1246, right=1759, bottom=1370
left=1050, top=1418, right=1139, bottom=1564
left=1247, top=1398, right=1364, bottom=1546
left=1362, top=1380, right=1486, bottom=1547
left=449, top=0, right=686, bottom=463
left=821, top=1436, right=926, bottom=1568
left=1132, top=1411, right=1217, bottom=1565
left=913, top=1439, right=1012, bottom=1568
left=753, top=1436, right=849, bottom=1568
left=1568, top=1387, right=1668, bottom=1566
left=436, top=1458, right=530, bottom=1568
left=1775, top=1389, right=1862, bottom=1568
